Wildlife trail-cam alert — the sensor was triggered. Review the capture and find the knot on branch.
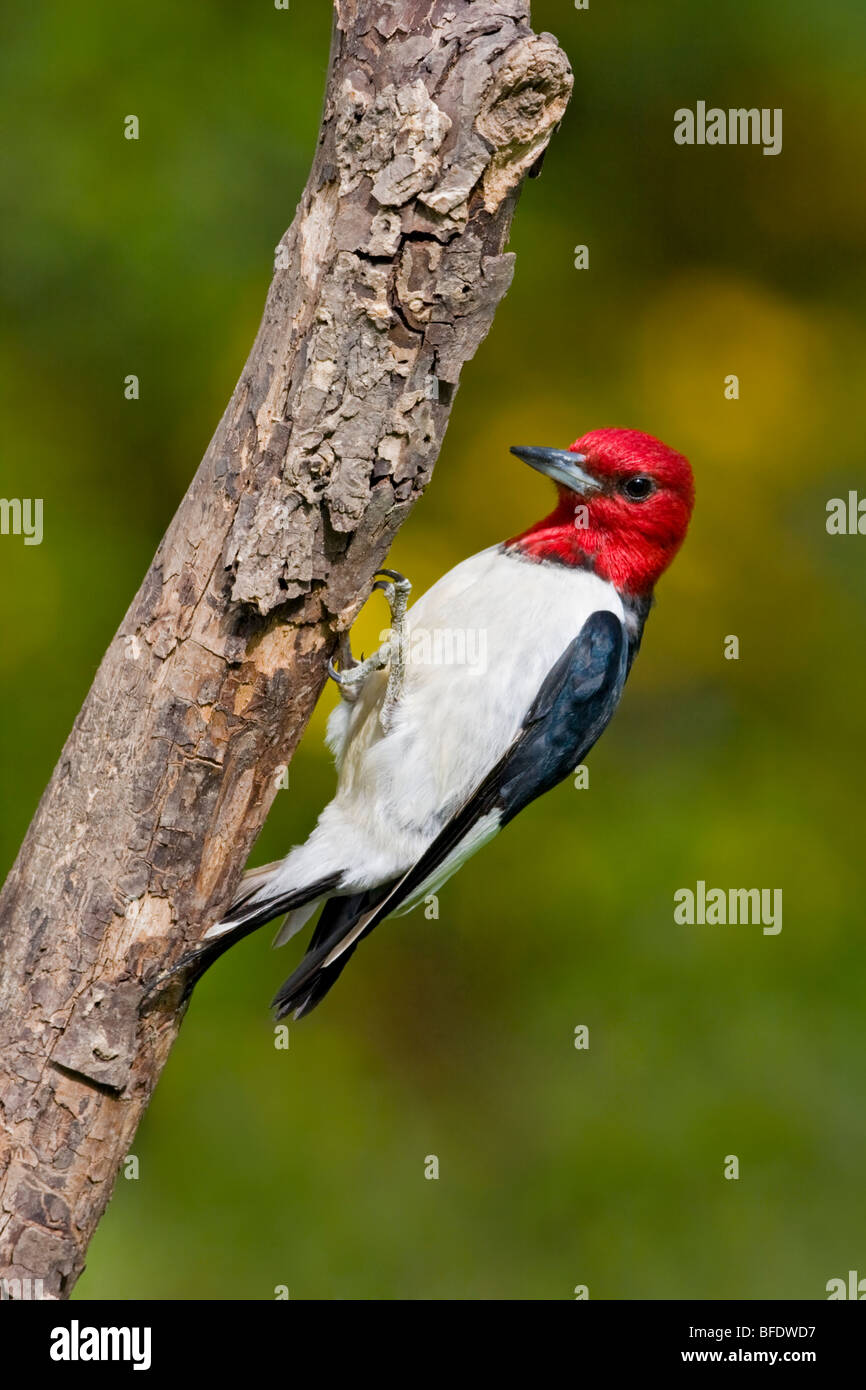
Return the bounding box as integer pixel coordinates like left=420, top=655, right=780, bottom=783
left=477, top=34, right=573, bottom=213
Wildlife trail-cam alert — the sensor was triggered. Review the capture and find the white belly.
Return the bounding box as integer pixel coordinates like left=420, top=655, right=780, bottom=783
left=274, top=548, right=624, bottom=893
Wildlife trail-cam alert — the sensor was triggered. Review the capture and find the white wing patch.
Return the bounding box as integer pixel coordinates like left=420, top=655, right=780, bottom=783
left=393, top=811, right=502, bottom=916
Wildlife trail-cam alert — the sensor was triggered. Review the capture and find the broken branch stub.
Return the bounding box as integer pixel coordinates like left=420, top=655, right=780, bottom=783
left=0, top=1, right=572, bottom=1299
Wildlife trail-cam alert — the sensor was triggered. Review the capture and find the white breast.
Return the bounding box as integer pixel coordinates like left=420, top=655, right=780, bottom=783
left=274, top=548, right=624, bottom=893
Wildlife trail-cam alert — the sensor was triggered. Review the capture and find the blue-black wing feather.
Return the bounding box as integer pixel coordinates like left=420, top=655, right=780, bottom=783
left=273, top=610, right=628, bottom=1017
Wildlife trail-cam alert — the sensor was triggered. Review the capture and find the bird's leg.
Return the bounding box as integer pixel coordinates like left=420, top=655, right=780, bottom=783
left=374, top=568, right=412, bottom=733
left=327, top=569, right=412, bottom=717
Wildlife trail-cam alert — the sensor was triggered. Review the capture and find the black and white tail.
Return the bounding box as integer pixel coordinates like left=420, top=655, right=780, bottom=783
left=172, top=863, right=399, bottom=1019
left=270, top=881, right=399, bottom=1019
left=171, top=866, right=340, bottom=988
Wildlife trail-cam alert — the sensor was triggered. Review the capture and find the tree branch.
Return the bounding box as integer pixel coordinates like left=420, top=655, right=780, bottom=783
left=0, top=0, right=571, bottom=1299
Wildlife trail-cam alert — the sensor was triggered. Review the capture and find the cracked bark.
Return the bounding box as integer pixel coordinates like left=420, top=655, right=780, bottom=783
left=0, top=0, right=571, bottom=1298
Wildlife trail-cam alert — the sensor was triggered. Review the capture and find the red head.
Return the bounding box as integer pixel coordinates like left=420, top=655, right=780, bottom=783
left=507, top=427, right=694, bottom=595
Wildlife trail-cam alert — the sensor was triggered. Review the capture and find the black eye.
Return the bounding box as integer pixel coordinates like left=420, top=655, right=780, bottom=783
left=621, top=475, right=656, bottom=501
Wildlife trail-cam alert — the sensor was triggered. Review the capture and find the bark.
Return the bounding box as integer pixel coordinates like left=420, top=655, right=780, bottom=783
left=0, top=0, right=571, bottom=1299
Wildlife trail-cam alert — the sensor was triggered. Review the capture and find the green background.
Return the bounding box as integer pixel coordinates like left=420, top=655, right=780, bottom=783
left=1, top=1, right=864, bottom=1300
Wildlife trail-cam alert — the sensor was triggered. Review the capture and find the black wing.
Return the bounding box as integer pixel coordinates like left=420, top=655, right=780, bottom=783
left=272, top=610, right=628, bottom=1017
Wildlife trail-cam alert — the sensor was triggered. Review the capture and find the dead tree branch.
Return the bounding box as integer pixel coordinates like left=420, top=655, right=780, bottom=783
left=0, top=0, right=571, bottom=1298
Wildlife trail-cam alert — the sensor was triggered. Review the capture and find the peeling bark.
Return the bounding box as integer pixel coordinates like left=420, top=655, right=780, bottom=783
left=0, top=0, right=571, bottom=1298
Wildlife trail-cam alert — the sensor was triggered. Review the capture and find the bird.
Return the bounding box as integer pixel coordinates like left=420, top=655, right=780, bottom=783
left=185, top=427, right=694, bottom=1018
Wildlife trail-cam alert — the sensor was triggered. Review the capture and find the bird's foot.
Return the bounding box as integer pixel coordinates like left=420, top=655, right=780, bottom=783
left=327, top=643, right=388, bottom=703
left=327, top=569, right=412, bottom=722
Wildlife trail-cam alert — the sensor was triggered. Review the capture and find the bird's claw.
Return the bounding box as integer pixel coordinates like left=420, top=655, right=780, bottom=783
left=327, top=568, right=412, bottom=720
left=372, top=568, right=412, bottom=603
left=328, top=645, right=387, bottom=703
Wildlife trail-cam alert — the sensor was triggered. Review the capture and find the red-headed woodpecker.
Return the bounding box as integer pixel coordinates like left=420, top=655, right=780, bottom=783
left=191, top=428, right=694, bottom=1017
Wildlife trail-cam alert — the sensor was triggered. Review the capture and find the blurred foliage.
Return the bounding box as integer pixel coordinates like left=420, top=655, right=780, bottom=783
left=1, top=1, right=864, bottom=1300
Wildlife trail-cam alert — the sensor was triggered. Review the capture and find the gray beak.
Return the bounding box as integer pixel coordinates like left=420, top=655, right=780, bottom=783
left=510, top=445, right=601, bottom=495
